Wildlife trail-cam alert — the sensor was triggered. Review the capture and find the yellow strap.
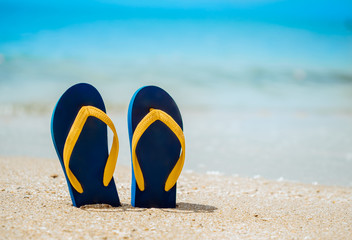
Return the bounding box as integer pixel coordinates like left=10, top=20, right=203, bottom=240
left=131, top=108, right=185, bottom=192
left=63, top=106, right=119, bottom=194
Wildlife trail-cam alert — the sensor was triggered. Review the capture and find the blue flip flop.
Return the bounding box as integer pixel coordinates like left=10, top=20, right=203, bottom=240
left=128, top=86, right=185, bottom=208
left=51, top=83, right=120, bottom=207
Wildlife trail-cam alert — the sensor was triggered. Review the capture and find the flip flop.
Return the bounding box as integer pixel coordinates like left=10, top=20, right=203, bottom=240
left=51, top=83, right=120, bottom=207
left=128, top=86, right=185, bottom=208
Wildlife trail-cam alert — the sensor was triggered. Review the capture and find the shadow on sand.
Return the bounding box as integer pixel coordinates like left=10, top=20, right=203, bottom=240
left=79, top=202, right=217, bottom=213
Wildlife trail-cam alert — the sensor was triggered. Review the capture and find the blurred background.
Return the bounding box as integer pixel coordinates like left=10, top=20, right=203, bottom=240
left=0, top=0, right=351, bottom=186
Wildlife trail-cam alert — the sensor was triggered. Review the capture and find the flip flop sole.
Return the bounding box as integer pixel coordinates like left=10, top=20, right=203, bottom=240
left=51, top=83, right=120, bottom=207
left=128, top=86, right=183, bottom=208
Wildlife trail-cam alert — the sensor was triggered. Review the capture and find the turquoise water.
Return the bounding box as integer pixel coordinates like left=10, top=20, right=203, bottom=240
left=1, top=19, right=351, bottom=108
left=1, top=1, right=352, bottom=186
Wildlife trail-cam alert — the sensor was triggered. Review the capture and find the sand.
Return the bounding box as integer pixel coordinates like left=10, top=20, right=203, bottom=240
left=0, top=157, right=351, bottom=239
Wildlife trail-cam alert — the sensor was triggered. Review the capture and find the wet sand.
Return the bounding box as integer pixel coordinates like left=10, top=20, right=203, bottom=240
left=1, top=156, right=351, bottom=239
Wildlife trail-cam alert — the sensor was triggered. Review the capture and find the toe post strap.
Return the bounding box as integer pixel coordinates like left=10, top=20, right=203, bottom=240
left=63, top=106, right=119, bottom=194
left=132, top=108, right=185, bottom=192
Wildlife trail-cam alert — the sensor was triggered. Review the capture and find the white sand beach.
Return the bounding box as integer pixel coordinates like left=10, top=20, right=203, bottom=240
left=1, top=156, right=351, bottom=239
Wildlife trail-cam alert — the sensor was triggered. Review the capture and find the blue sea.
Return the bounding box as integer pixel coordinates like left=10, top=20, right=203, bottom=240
left=1, top=0, right=352, bottom=186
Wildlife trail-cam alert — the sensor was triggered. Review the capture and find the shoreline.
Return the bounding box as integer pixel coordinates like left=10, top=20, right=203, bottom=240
left=1, top=156, right=351, bottom=239
left=1, top=111, right=352, bottom=187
